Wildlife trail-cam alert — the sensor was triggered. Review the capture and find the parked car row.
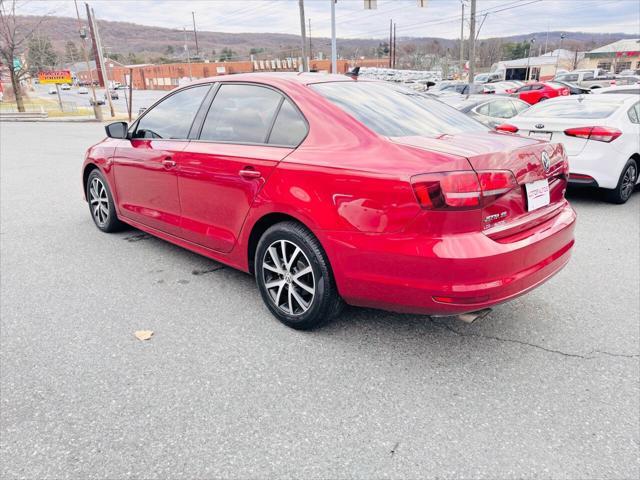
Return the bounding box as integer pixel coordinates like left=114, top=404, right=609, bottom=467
left=372, top=72, right=638, bottom=205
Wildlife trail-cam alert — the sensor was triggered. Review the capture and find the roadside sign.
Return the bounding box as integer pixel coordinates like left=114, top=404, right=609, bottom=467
left=38, top=70, right=72, bottom=84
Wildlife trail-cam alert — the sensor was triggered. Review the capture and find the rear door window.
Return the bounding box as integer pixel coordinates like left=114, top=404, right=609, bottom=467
left=268, top=99, right=308, bottom=147
left=199, top=84, right=283, bottom=144
left=133, top=85, right=210, bottom=139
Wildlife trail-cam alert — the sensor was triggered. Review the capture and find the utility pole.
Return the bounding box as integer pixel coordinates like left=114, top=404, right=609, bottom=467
left=388, top=19, right=393, bottom=68
left=459, top=1, right=465, bottom=77
left=192, top=11, right=199, bottom=58
left=73, top=0, right=100, bottom=119
left=330, top=0, right=337, bottom=73
left=467, top=0, right=476, bottom=95
left=308, top=18, right=312, bottom=62
left=298, top=0, right=308, bottom=71
left=525, top=38, right=535, bottom=80
left=86, top=4, right=114, bottom=117
left=555, top=33, right=565, bottom=75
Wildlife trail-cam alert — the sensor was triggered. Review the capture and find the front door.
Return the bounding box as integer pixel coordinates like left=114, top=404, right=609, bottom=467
left=112, top=84, right=212, bottom=235
left=178, top=83, right=308, bottom=252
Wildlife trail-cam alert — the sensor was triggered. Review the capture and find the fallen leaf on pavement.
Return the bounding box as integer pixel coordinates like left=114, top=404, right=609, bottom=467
left=134, top=330, right=154, bottom=341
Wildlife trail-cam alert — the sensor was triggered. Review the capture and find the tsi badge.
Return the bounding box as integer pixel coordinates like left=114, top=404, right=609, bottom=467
left=483, top=211, right=508, bottom=227
left=541, top=151, right=551, bottom=173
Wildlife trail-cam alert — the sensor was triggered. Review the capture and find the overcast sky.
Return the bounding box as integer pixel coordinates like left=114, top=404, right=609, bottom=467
left=16, top=0, right=640, bottom=40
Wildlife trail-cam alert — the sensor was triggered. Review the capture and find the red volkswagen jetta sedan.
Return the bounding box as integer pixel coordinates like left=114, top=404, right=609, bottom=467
left=82, top=73, right=576, bottom=329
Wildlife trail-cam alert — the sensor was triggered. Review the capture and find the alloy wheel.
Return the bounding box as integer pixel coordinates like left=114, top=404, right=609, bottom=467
left=621, top=164, right=637, bottom=201
left=89, top=177, right=109, bottom=226
left=262, top=239, right=315, bottom=316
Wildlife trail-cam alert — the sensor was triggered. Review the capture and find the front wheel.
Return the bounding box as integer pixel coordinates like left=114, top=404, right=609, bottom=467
left=604, top=158, right=637, bottom=204
left=86, top=169, right=124, bottom=232
left=255, top=221, right=343, bottom=330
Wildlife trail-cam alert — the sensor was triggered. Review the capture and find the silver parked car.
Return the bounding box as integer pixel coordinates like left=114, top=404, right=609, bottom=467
left=439, top=95, right=530, bottom=128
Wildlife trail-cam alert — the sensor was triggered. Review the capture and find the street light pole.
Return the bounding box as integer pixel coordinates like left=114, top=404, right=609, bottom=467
left=330, top=0, right=337, bottom=73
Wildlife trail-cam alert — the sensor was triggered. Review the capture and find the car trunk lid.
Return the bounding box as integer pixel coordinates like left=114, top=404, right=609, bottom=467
left=391, top=131, right=569, bottom=240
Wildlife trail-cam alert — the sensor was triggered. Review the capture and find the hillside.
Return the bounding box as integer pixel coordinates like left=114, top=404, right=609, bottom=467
left=15, top=14, right=637, bottom=67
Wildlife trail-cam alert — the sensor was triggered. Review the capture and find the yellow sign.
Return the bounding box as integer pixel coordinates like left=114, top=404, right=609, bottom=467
left=38, top=70, right=72, bottom=84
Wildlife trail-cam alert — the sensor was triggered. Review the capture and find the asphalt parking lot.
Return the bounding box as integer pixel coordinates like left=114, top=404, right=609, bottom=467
left=1, top=122, right=638, bottom=479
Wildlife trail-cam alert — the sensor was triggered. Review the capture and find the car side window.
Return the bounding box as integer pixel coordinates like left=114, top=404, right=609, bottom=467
left=517, top=85, right=531, bottom=92
left=268, top=99, right=308, bottom=147
left=583, top=72, right=594, bottom=80
left=531, top=85, right=543, bottom=90
left=489, top=100, right=516, bottom=118
left=199, top=84, right=283, bottom=144
left=133, top=85, right=210, bottom=139
left=628, top=102, right=640, bottom=124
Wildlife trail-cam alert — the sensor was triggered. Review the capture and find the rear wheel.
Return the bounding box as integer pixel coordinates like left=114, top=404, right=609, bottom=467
left=604, top=158, right=637, bottom=204
left=255, top=221, right=343, bottom=330
left=86, top=169, right=124, bottom=232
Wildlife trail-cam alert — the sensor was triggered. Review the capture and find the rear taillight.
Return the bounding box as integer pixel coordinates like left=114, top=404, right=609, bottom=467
left=564, top=126, right=622, bottom=143
left=495, top=123, right=519, bottom=133
left=411, top=170, right=517, bottom=210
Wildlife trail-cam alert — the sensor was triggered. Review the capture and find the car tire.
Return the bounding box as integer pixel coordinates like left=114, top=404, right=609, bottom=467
left=86, top=169, right=124, bottom=232
left=539, top=96, right=549, bottom=102
left=604, top=158, right=637, bottom=204
left=255, top=221, right=343, bottom=330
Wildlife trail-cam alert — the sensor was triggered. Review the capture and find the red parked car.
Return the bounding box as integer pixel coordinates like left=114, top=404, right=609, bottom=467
left=82, top=73, right=576, bottom=329
left=512, top=81, right=571, bottom=104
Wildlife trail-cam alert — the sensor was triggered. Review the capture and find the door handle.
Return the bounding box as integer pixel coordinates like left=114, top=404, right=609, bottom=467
left=239, top=168, right=261, bottom=179
left=162, top=158, right=176, bottom=168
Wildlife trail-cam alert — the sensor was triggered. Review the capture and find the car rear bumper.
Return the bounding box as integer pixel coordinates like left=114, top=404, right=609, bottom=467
left=567, top=148, right=626, bottom=189
left=322, top=201, right=576, bottom=316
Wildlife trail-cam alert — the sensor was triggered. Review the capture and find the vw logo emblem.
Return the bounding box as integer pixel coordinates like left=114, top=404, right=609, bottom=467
left=541, top=151, right=551, bottom=173
left=535, top=123, right=545, bottom=129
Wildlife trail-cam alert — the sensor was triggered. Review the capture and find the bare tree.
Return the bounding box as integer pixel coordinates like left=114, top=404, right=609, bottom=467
left=0, top=0, right=47, bottom=111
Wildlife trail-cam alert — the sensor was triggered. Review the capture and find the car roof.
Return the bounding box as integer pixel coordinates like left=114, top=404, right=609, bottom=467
left=189, top=72, right=357, bottom=88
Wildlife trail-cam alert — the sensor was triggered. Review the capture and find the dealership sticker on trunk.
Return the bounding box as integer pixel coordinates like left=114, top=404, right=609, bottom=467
left=528, top=131, right=552, bottom=141
left=525, top=179, right=550, bottom=211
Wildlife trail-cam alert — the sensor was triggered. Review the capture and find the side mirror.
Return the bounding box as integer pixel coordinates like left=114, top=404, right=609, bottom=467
left=105, top=122, right=128, bottom=139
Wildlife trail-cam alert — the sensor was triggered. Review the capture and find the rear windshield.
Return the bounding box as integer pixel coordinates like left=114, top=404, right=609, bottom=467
left=310, top=81, right=485, bottom=137
left=520, top=99, right=622, bottom=119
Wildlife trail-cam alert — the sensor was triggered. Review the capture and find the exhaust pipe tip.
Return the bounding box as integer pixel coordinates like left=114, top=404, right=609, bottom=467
left=456, top=308, right=492, bottom=324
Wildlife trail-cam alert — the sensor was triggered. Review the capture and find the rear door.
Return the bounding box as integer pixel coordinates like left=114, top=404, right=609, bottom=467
left=178, top=83, right=308, bottom=252
left=112, top=84, right=212, bottom=235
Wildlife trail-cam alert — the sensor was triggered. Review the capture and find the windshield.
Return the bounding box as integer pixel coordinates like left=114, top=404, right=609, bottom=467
left=521, top=99, right=623, bottom=119
left=310, top=82, right=486, bottom=137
